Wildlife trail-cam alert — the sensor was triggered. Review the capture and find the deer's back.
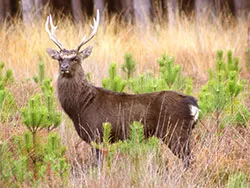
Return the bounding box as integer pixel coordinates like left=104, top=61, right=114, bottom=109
left=77, top=87, right=198, bottom=143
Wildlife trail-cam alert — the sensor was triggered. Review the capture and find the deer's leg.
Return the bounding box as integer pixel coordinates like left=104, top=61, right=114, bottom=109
left=168, top=136, right=191, bottom=169
left=167, top=123, right=193, bottom=169
left=91, top=147, right=103, bottom=167
left=181, top=138, right=192, bottom=169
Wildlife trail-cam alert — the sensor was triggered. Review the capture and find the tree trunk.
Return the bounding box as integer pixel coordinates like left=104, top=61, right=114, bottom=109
left=22, top=0, right=35, bottom=25
left=133, top=0, right=151, bottom=26
left=4, top=0, right=11, bottom=18
left=0, top=0, right=4, bottom=24
left=167, top=0, right=178, bottom=27
left=162, top=0, right=168, bottom=19
left=195, top=0, right=215, bottom=22
left=234, top=0, right=250, bottom=19
left=35, top=0, right=43, bottom=18
left=121, top=0, right=133, bottom=23
left=93, top=0, right=105, bottom=23
left=71, top=0, right=84, bottom=24
left=151, top=0, right=165, bottom=22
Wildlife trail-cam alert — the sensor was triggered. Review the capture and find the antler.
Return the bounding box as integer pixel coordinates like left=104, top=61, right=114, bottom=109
left=75, top=9, right=100, bottom=52
left=45, top=15, right=64, bottom=50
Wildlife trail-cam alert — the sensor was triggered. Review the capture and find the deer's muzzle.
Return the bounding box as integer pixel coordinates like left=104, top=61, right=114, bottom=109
left=60, top=61, right=70, bottom=74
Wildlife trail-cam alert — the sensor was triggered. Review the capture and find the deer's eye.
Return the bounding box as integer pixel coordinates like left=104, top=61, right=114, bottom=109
left=58, top=59, right=63, bottom=64
left=72, top=57, right=79, bottom=63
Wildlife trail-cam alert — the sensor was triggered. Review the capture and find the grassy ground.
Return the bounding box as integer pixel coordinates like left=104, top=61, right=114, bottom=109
left=0, top=12, right=250, bottom=187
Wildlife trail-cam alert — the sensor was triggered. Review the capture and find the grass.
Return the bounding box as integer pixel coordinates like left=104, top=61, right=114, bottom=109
left=0, top=12, right=249, bottom=187
left=0, top=13, right=248, bottom=81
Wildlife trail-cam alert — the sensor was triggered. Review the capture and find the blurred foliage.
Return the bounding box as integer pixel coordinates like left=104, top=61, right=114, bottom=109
left=0, top=62, right=15, bottom=122
left=199, top=50, right=249, bottom=127
left=92, top=121, right=159, bottom=166
left=0, top=132, right=69, bottom=186
left=102, top=62, right=127, bottom=92
left=122, top=53, right=136, bottom=79
left=33, top=61, right=46, bottom=85
left=227, top=172, right=248, bottom=188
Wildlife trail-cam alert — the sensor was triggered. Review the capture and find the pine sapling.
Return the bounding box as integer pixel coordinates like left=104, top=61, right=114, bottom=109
left=91, top=121, right=160, bottom=172
left=0, top=62, right=14, bottom=86
left=185, top=77, right=193, bottom=95
left=199, top=51, right=229, bottom=125
left=227, top=71, right=244, bottom=115
left=0, top=83, right=15, bottom=122
left=227, top=172, right=248, bottom=188
left=41, top=79, right=62, bottom=132
left=103, top=122, right=112, bottom=147
left=246, top=27, right=250, bottom=73
left=0, top=62, right=15, bottom=122
left=33, top=61, right=46, bottom=84
left=0, top=141, right=13, bottom=183
left=129, top=53, right=191, bottom=94
left=157, top=54, right=185, bottom=90
left=91, top=122, right=113, bottom=166
left=21, top=95, right=49, bottom=178
left=129, top=73, right=161, bottom=94
left=102, top=63, right=127, bottom=92
left=129, top=121, right=145, bottom=145
left=122, top=53, right=136, bottom=79
left=43, top=132, right=68, bottom=183
left=199, top=50, right=248, bottom=127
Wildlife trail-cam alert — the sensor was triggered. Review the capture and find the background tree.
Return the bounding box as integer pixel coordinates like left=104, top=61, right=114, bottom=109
left=0, top=0, right=249, bottom=25
left=71, top=0, right=84, bottom=24
left=35, top=0, right=43, bottom=17
left=0, top=0, right=12, bottom=25
left=0, top=0, right=4, bottom=24
left=195, top=0, right=216, bottom=22
left=21, top=0, right=35, bottom=25
left=234, top=0, right=250, bottom=19
left=93, top=0, right=105, bottom=23
left=167, top=0, right=178, bottom=26
left=120, top=0, right=133, bottom=23
left=133, top=0, right=151, bottom=26
left=22, top=0, right=45, bottom=24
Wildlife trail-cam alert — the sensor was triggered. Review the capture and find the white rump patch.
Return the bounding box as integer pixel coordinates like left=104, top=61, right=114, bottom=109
left=189, top=105, right=200, bottom=121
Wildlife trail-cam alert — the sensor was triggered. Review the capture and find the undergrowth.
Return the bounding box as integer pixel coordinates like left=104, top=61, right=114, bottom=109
left=0, top=13, right=249, bottom=187
left=0, top=62, right=15, bottom=122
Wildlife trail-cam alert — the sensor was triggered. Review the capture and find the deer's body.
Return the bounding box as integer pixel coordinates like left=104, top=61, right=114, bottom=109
left=46, top=10, right=199, bottom=168
left=57, top=64, right=198, bottom=163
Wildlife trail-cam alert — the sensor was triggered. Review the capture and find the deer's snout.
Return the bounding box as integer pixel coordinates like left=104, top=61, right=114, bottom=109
left=61, top=63, right=69, bottom=70
left=60, top=60, right=70, bottom=70
left=60, top=61, right=70, bottom=75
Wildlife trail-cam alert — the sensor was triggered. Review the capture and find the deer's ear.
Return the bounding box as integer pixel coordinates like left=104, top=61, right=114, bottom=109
left=79, top=46, right=93, bottom=59
left=46, top=48, right=60, bottom=60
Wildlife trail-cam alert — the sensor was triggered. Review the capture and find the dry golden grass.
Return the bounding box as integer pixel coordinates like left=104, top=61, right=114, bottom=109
left=0, top=14, right=248, bottom=82
left=0, top=13, right=250, bottom=187
left=59, top=119, right=250, bottom=188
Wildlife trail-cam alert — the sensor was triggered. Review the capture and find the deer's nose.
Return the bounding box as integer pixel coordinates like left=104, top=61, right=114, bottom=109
left=61, top=63, right=69, bottom=71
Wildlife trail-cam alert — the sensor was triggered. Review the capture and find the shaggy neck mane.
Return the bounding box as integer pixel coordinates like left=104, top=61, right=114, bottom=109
left=57, top=66, right=96, bottom=115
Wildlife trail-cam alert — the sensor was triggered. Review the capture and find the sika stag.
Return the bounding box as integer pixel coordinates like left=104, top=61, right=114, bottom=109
left=45, top=10, right=199, bottom=168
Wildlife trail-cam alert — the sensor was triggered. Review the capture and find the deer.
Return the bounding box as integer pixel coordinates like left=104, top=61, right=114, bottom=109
left=45, top=10, right=199, bottom=169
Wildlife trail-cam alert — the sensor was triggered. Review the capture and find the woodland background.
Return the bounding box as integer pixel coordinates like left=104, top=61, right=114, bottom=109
left=0, top=0, right=250, bottom=25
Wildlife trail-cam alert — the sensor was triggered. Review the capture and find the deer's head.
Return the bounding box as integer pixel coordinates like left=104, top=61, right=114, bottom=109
left=46, top=10, right=99, bottom=78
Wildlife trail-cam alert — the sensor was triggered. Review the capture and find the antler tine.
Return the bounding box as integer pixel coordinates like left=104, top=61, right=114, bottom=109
left=45, top=14, right=64, bottom=50
left=75, top=9, right=100, bottom=52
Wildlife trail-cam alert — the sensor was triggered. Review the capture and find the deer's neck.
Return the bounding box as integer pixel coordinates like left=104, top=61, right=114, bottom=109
left=57, top=68, right=96, bottom=120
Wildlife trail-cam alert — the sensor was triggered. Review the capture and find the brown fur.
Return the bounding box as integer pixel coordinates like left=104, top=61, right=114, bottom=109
left=47, top=47, right=199, bottom=168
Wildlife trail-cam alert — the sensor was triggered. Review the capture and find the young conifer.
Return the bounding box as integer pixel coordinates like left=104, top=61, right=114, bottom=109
left=122, top=53, right=136, bottom=79
left=102, top=63, right=127, bottom=92
left=33, top=61, right=46, bottom=84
